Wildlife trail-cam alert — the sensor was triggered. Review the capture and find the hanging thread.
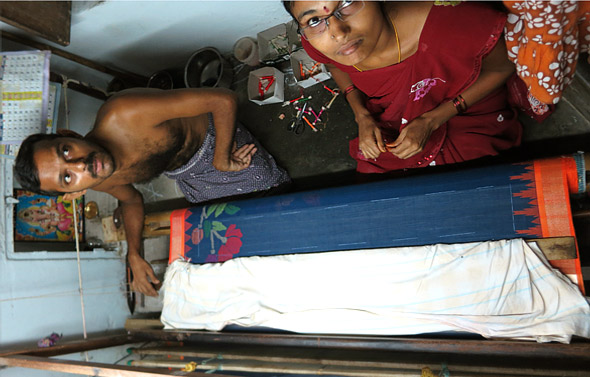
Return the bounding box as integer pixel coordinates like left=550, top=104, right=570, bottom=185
left=72, top=198, right=90, bottom=362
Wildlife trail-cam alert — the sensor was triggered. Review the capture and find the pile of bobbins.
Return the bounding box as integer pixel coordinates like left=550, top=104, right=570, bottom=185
left=282, top=83, right=339, bottom=133
left=257, top=75, right=275, bottom=100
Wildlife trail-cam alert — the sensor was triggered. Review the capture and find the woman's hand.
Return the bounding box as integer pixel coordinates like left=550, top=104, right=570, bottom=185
left=357, top=114, right=386, bottom=160
left=386, top=116, right=437, bottom=159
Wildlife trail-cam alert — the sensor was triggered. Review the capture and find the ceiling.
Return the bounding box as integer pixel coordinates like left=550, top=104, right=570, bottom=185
left=1, top=1, right=292, bottom=78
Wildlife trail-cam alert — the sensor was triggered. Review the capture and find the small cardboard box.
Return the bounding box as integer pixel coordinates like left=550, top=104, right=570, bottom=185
left=248, top=67, right=285, bottom=105
left=290, top=49, right=331, bottom=88
left=257, top=23, right=289, bottom=64
left=285, top=20, right=302, bottom=53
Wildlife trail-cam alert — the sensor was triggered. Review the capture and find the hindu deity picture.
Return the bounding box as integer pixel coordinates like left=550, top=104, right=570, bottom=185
left=14, top=189, right=84, bottom=242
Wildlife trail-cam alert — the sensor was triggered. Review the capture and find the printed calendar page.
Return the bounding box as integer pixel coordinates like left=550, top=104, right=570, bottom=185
left=0, top=51, right=51, bottom=151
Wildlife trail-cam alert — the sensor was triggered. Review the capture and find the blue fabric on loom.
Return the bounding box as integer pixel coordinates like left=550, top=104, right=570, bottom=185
left=182, top=162, right=541, bottom=263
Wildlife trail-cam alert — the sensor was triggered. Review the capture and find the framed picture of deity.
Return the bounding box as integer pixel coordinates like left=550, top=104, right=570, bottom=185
left=13, top=189, right=84, bottom=242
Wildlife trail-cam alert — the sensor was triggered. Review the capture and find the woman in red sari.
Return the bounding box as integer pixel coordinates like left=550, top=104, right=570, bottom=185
left=284, top=1, right=523, bottom=173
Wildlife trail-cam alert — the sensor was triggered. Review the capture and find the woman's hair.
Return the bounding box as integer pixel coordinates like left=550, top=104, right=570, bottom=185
left=281, top=1, right=387, bottom=23
left=282, top=1, right=296, bottom=19
left=14, top=133, right=64, bottom=196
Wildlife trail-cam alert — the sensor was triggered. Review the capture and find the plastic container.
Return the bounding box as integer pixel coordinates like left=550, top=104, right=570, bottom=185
left=184, top=47, right=233, bottom=88
left=233, top=37, right=260, bottom=66
left=147, top=70, right=174, bottom=89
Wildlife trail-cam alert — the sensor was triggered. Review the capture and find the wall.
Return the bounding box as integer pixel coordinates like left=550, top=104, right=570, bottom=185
left=0, top=41, right=129, bottom=377
left=1, top=1, right=293, bottom=374
left=64, top=0, right=292, bottom=77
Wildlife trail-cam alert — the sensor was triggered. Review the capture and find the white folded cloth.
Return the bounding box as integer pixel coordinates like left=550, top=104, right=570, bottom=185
left=162, top=239, right=590, bottom=343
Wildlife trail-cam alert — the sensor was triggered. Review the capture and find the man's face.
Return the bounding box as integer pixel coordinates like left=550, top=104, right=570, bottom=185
left=33, top=136, right=115, bottom=194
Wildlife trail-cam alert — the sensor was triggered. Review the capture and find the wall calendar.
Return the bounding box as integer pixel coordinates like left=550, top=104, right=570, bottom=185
left=0, top=50, right=51, bottom=155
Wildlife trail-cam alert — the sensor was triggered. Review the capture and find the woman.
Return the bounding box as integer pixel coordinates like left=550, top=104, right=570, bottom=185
left=284, top=1, right=523, bottom=173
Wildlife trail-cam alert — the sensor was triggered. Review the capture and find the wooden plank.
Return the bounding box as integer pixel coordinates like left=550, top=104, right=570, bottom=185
left=125, top=319, right=164, bottom=331
left=0, top=333, right=132, bottom=357
left=49, top=71, right=108, bottom=101
left=129, top=329, right=590, bottom=361
left=0, top=1, right=71, bottom=46
left=144, top=211, right=173, bottom=237
left=526, top=237, right=576, bottom=260
left=127, top=345, right=590, bottom=377
left=127, top=357, right=589, bottom=377
left=0, top=355, right=236, bottom=377
left=102, top=211, right=173, bottom=241
left=2, top=30, right=148, bottom=86
left=128, top=358, right=432, bottom=377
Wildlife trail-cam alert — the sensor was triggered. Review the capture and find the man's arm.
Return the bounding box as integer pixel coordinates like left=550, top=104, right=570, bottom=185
left=102, top=88, right=255, bottom=172
left=104, top=183, right=159, bottom=297
left=199, top=88, right=254, bottom=172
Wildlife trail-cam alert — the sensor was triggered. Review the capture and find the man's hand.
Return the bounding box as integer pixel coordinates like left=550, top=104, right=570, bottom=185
left=214, top=142, right=257, bottom=172
left=386, top=116, right=437, bottom=160
left=357, top=115, right=386, bottom=160
left=128, top=253, right=160, bottom=297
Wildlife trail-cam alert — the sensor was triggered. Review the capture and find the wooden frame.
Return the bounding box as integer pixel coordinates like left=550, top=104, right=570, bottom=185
left=0, top=1, right=71, bottom=46
left=0, top=333, right=233, bottom=377
left=1, top=330, right=589, bottom=376
left=2, top=156, right=587, bottom=376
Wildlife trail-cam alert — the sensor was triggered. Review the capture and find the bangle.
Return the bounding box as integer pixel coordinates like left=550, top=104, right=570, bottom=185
left=452, top=94, right=467, bottom=114
left=344, top=84, right=357, bottom=96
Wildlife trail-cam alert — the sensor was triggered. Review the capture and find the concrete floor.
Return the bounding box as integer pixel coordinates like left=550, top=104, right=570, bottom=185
left=235, top=56, right=590, bottom=190
left=236, top=61, right=357, bottom=184
left=131, top=55, right=590, bottom=311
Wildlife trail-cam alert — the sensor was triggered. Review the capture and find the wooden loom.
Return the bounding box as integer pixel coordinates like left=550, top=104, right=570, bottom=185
left=1, top=154, right=589, bottom=376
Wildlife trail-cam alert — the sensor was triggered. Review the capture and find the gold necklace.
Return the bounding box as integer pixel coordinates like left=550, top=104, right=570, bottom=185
left=353, top=12, right=401, bottom=72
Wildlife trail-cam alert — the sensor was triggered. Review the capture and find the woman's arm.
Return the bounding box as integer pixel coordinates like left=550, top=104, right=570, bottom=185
left=388, top=38, right=516, bottom=159
left=328, top=65, right=386, bottom=160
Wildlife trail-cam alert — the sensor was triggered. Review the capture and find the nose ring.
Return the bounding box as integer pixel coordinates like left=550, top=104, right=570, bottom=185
left=331, top=35, right=335, bottom=39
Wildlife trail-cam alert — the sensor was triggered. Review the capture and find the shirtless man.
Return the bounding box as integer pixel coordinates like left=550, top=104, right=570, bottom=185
left=15, top=88, right=290, bottom=296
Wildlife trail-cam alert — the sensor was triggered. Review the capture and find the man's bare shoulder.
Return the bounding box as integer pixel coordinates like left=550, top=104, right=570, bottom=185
left=99, top=88, right=161, bottom=116
left=98, top=88, right=235, bottom=133
left=94, top=88, right=168, bottom=131
left=93, top=181, right=141, bottom=202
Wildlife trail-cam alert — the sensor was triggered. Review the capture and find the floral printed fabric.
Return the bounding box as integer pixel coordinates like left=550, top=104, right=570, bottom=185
left=504, top=0, right=590, bottom=113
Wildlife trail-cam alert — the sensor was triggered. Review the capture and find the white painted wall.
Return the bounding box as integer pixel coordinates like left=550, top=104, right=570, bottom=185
left=1, top=2, right=294, bottom=374
left=0, top=252, right=130, bottom=377
left=0, top=51, right=129, bottom=375
left=65, top=0, right=291, bottom=76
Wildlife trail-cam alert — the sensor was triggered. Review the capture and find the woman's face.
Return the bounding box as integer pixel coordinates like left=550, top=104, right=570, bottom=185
left=290, top=0, right=385, bottom=66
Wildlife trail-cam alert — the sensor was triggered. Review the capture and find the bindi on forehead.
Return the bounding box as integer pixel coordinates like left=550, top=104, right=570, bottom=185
left=323, top=6, right=330, bottom=13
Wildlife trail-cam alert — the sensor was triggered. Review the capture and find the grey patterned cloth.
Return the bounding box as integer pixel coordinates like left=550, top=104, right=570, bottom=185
left=164, top=114, right=290, bottom=204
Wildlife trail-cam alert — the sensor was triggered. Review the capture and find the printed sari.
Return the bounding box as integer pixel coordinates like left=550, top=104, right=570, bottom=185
left=303, top=2, right=523, bottom=173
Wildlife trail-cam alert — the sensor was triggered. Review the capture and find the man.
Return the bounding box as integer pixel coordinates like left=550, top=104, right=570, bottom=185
left=15, top=88, right=290, bottom=296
